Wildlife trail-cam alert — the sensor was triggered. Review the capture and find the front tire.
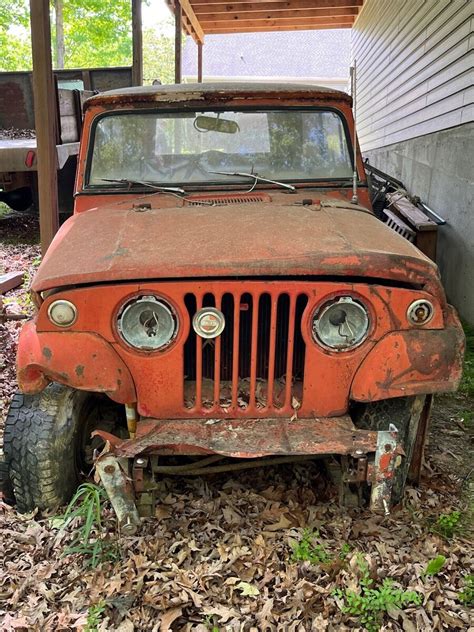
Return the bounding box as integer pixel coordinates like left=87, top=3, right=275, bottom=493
left=3, top=384, right=124, bottom=513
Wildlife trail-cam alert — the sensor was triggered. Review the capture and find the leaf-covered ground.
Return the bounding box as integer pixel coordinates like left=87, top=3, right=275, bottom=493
left=0, top=215, right=473, bottom=631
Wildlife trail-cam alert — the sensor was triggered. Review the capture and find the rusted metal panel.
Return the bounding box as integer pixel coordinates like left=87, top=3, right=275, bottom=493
left=17, top=322, right=136, bottom=403
left=31, top=196, right=440, bottom=294
left=350, top=306, right=464, bottom=401
left=94, top=415, right=379, bottom=459
left=21, top=279, right=457, bottom=418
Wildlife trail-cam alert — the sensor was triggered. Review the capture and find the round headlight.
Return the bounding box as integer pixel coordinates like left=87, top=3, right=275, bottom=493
left=312, top=296, right=370, bottom=351
left=118, top=295, right=177, bottom=350
left=193, top=307, right=225, bottom=339
left=407, top=299, right=434, bottom=326
left=48, top=300, right=77, bottom=327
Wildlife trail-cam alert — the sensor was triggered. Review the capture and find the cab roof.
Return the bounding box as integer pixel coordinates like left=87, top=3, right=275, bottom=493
left=84, top=82, right=352, bottom=110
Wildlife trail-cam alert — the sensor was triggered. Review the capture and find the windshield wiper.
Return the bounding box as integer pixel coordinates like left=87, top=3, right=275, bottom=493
left=208, top=170, right=296, bottom=193
left=99, top=178, right=186, bottom=198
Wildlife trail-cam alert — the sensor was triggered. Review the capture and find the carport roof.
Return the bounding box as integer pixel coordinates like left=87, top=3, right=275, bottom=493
left=165, top=0, right=365, bottom=42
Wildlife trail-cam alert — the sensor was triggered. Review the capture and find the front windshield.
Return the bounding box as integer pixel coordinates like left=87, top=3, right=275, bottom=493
left=87, top=109, right=353, bottom=187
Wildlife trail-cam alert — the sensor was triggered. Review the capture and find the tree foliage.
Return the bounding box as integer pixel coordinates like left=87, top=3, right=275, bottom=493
left=0, top=1, right=32, bottom=70
left=0, top=0, right=174, bottom=74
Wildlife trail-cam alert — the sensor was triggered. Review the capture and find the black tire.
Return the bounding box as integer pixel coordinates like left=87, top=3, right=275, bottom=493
left=351, top=396, right=425, bottom=505
left=3, top=383, right=125, bottom=513
left=0, top=453, right=14, bottom=505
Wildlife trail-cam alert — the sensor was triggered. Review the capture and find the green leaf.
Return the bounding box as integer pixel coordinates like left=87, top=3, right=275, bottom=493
left=424, top=555, right=446, bottom=576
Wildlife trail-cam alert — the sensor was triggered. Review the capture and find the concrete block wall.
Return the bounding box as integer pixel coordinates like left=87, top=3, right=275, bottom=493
left=365, top=122, right=474, bottom=324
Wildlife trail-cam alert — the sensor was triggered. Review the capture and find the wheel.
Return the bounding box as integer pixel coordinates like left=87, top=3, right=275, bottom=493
left=351, top=396, right=426, bottom=505
left=3, top=383, right=125, bottom=513
left=0, top=452, right=14, bottom=505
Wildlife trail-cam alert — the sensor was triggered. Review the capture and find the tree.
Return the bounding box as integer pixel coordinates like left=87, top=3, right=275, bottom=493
left=0, top=0, right=32, bottom=71
left=142, top=24, right=175, bottom=85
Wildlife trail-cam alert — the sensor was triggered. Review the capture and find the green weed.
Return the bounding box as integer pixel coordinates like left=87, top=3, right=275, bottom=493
left=291, top=529, right=332, bottom=564
left=459, top=574, right=474, bottom=607
left=460, top=322, right=474, bottom=398
left=333, top=555, right=422, bottom=632
left=433, top=511, right=461, bottom=539
left=339, top=542, right=352, bottom=560
left=203, top=614, right=220, bottom=632
left=85, top=600, right=106, bottom=632
left=423, top=555, right=446, bottom=577
left=61, top=483, right=118, bottom=568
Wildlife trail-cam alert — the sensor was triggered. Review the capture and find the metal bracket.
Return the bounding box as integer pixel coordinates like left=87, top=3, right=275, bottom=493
left=369, top=423, right=399, bottom=515
left=96, top=454, right=141, bottom=535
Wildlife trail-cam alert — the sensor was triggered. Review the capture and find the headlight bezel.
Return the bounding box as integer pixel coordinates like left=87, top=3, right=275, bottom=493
left=310, top=294, right=372, bottom=352
left=115, top=293, right=180, bottom=353
left=47, top=299, right=78, bottom=328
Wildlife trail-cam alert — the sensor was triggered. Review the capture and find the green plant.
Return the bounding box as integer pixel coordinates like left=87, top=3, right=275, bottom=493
left=460, top=322, right=474, bottom=398
left=433, top=511, right=461, bottom=539
left=291, top=529, right=332, bottom=564
left=423, top=555, right=446, bottom=577
left=339, top=542, right=352, bottom=560
left=85, top=600, right=106, bottom=632
left=333, top=555, right=422, bottom=632
left=203, top=614, right=220, bottom=632
left=61, top=483, right=118, bottom=568
left=459, top=574, right=474, bottom=607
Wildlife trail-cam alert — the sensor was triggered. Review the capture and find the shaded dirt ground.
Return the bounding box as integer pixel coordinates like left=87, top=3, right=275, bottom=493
left=0, top=215, right=472, bottom=631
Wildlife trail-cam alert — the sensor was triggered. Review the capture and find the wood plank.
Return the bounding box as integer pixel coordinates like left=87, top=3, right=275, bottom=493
left=0, top=272, right=24, bottom=294
left=132, top=0, right=143, bottom=86
left=198, top=7, right=359, bottom=21
left=167, top=0, right=204, bottom=42
left=200, top=15, right=355, bottom=28
left=197, top=41, right=203, bottom=83
left=205, top=23, right=353, bottom=33
left=29, top=0, right=59, bottom=255
left=193, top=0, right=363, bottom=7
left=386, top=192, right=437, bottom=231
left=175, top=1, right=182, bottom=83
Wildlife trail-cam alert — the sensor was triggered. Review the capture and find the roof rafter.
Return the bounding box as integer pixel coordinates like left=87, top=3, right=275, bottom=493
left=166, top=0, right=364, bottom=38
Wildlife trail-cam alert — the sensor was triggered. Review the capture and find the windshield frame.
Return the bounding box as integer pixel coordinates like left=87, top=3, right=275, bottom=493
left=83, top=105, right=357, bottom=193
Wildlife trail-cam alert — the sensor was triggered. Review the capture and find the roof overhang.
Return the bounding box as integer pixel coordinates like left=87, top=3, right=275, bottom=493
left=165, top=0, right=365, bottom=43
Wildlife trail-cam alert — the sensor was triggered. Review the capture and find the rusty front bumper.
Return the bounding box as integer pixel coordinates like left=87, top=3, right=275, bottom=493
left=94, top=415, right=401, bottom=514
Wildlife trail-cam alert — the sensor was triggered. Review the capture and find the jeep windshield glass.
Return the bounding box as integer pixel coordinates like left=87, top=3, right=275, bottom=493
left=87, top=109, right=353, bottom=188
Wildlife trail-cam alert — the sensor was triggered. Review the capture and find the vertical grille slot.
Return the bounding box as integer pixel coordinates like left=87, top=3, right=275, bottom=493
left=183, top=287, right=307, bottom=415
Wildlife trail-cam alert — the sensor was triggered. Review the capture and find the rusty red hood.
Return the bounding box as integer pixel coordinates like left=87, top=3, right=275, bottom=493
left=33, top=197, right=440, bottom=293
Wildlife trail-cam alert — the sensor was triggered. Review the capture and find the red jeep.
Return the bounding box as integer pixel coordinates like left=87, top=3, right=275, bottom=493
left=3, top=84, right=464, bottom=526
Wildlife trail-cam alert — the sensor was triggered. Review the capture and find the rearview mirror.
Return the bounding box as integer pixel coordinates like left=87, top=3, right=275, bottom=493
left=194, top=115, right=239, bottom=134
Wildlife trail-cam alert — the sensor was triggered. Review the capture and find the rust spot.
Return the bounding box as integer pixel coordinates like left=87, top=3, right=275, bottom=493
left=75, top=365, right=85, bottom=377
left=42, top=347, right=52, bottom=360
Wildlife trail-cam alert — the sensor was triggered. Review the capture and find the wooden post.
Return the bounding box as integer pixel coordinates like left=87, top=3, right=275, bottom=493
left=197, top=41, right=203, bottom=83
left=29, top=0, right=59, bottom=255
left=175, top=0, right=182, bottom=84
left=132, top=0, right=143, bottom=86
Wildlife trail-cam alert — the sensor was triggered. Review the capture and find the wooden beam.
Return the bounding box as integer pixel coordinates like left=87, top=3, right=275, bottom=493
left=193, top=0, right=363, bottom=7
left=205, top=23, right=353, bottom=33
left=178, top=0, right=205, bottom=42
left=175, top=1, right=182, bottom=83
left=29, top=0, right=59, bottom=255
left=197, top=41, right=203, bottom=83
left=0, top=272, right=24, bottom=295
left=198, top=7, right=359, bottom=22
left=132, top=0, right=143, bottom=86
left=200, top=15, right=355, bottom=29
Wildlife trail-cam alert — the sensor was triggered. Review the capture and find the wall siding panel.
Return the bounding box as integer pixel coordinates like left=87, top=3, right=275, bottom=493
left=352, top=0, right=474, bottom=151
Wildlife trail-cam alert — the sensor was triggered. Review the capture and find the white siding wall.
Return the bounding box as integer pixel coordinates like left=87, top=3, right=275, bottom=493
left=352, top=0, right=473, bottom=152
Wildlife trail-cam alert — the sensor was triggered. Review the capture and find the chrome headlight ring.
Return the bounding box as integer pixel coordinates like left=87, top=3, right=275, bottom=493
left=312, top=296, right=370, bottom=351
left=117, top=295, right=178, bottom=351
